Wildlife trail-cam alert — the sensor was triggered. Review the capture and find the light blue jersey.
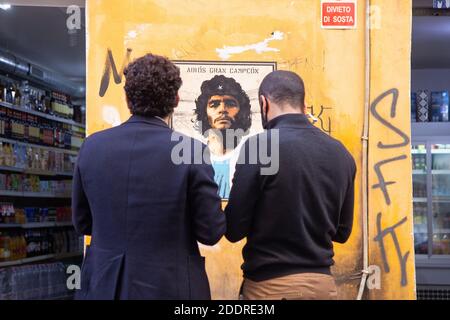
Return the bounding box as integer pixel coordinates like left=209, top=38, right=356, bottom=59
left=212, top=158, right=231, bottom=199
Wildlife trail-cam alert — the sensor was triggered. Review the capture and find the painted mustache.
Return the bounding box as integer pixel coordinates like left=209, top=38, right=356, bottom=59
left=215, top=116, right=234, bottom=123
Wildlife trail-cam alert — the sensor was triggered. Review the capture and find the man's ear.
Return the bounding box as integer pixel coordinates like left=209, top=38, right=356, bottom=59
left=260, top=95, right=268, bottom=114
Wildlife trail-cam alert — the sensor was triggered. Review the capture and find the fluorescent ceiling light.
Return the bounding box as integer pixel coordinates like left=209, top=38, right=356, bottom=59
left=0, top=4, right=11, bottom=10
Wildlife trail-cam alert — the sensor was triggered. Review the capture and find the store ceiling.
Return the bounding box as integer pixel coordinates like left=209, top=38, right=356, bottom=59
left=0, top=5, right=85, bottom=86
left=412, top=0, right=450, bottom=69
left=412, top=16, right=450, bottom=69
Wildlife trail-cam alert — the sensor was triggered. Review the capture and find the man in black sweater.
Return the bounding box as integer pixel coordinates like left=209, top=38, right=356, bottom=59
left=225, top=70, right=356, bottom=300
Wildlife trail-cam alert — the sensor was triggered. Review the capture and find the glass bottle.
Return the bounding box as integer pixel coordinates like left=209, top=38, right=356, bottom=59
left=5, top=83, right=14, bottom=104
left=0, top=80, right=5, bottom=102
left=13, top=84, right=21, bottom=106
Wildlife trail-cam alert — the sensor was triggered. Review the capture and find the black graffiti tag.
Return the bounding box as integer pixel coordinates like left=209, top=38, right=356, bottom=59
left=99, top=48, right=133, bottom=97
left=308, top=105, right=333, bottom=135
left=370, top=88, right=410, bottom=149
left=373, top=213, right=410, bottom=287
left=372, top=155, right=408, bottom=206
left=370, top=88, right=411, bottom=287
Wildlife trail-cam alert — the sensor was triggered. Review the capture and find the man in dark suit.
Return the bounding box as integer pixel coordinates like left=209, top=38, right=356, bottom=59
left=72, top=53, right=225, bottom=300
left=225, top=71, right=356, bottom=300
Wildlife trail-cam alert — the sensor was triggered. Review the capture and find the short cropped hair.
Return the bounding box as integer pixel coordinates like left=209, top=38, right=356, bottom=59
left=258, top=70, right=305, bottom=110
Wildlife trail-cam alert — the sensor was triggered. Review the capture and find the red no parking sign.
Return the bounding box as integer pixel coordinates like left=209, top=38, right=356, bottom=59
left=321, top=0, right=357, bottom=29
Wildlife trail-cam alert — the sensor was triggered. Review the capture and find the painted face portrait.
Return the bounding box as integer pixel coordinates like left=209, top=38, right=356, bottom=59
left=206, top=94, right=241, bottom=130
left=193, top=75, right=253, bottom=199
left=195, top=75, right=252, bottom=136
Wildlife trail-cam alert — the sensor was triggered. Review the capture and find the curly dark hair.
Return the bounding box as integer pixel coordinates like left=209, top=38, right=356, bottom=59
left=124, top=53, right=182, bottom=118
left=194, top=75, right=252, bottom=134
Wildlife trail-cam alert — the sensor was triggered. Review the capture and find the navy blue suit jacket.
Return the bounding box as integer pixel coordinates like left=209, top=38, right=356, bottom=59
left=72, top=115, right=225, bottom=300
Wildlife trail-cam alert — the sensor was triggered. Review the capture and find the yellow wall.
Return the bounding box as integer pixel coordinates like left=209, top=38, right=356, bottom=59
left=368, top=0, right=415, bottom=300
left=86, top=0, right=415, bottom=299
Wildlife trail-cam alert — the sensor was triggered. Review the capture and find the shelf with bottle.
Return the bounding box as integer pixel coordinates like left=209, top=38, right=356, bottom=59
left=0, top=252, right=83, bottom=268
left=0, top=106, right=84, bottom=153
left=432, top=170, right=450, bottom=175
left=412, top=148, right=427, bottom=154
left=0, top=173, right=72, bottom=198
left=413, top=203, right=428, bottom=249
left=432, top=196, right=450, bottom=203
left=0, top=191, right=70, bottom=198
left=0, top=226, right=83, bottom=267
left=433, top=229, right=450, bottom=234
left=0, top=166, right=73, bottom=177
left=0, top=140, right=76, bottom=177
left=412, top=90, right=449, bottom=122
left=0, top=101, right=85, bottom=129
left=0, top=254, right=56, bottom=268
left=0, top=137, right=78, bottom=156
left=0, top=77, right=85, bottom=128
left=432, top=195, right=450, bottom=201
left=432, top=234, right=450, bottom=255
left=431, top=149, right=450, bottom=154
left=0, top=222, right=74, bottom=229
left=414, top=226, right=428, bottom=234
left=412, top=152, right=427, bottom=169
left=0, top=204, right=73, bottom=225
left=0, top=260, right=80, bottom=300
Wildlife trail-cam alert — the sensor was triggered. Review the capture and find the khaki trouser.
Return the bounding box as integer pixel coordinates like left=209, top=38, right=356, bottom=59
left=242, top=273, right=338, bottom=300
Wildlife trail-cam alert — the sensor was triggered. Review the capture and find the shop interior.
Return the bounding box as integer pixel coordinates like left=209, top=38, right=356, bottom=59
left=0, top=0, right=85, bottom=299
left=412, top=0, right=450, bottom=300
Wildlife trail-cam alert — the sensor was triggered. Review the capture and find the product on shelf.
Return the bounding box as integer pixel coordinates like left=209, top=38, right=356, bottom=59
left=5, top=83, right=15, bottom=105
left=412, top=153, right=427, bottom=170
left=1, top=203, right=72, bottom=225
left=413, top=204, right=427, bottom=226
left=411, top=92, right=417, bottom=123
left=1, top=75, right=84, bottom=125
left=73, top=105, right=83, bottom=124
left=0, top=173, right=23, bottom=192
left=0, top=262, right=76, bottom=300
left=0, top=203, right=15, bottom=224
left=0, top=172, right=72, bottom=195
left=0, top=80, right=5, bottom=103
left=413, top=177, right=427, bottom=198
left=414, top=89, right=450, bottom=123
left=0, top=231, right=26, bottom=262
left=0, top=141, right=76, bottom=174
left=416, top=90, right=430, bottom=122
left=12, top=84, right=21, bottom=107
left=432, top=151, right=450, bottom=170
left=0, top=232, right=11, bottom=262
left=14, top=208, right=26, bottom=224
left=430, top=91, right=449, bottom=122
left=0, top=107, right=5, bottom=136
left=0, top=226, right=81, bottom=263
left=432, top=177, right=450, bottom=197
left=55, top=207, right=72, bottom=222
left=0, top=104, right=85, bottom=150
left=433, top=234, right=450, bottom=255
left=51, top=91, right=74, bottom=120
left=0, top=105, right=85, bottom=152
